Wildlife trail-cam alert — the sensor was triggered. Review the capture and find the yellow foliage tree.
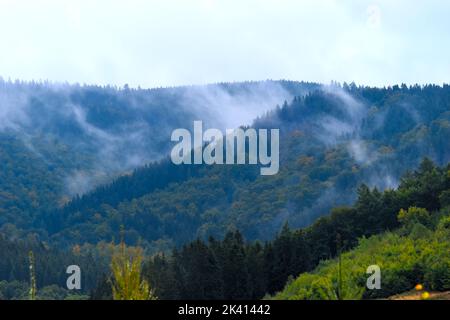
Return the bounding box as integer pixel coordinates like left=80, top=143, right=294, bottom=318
left=111, top=240, right=156, bottom=300
left=29, top=251, right=37, bottom=300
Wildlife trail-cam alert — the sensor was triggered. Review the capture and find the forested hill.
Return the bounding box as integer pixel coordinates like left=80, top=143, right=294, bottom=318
left=36, top=84, right=450, bottom=250
left=101, top=159, right=450, bottom=300
left=0, top=79, right=317, bottom=236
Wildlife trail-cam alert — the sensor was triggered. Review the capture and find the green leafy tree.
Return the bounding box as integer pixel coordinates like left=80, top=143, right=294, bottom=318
left=398, top=207, right=431, bottom=227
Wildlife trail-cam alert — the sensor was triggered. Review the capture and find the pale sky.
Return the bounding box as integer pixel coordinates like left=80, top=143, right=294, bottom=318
left=0, top=0, right=449, bottom=88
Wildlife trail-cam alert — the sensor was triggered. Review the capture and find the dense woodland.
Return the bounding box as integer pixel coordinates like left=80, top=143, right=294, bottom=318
left=0, top=234, right=106, bottom=299
left=39, top=83, right=450, bottom=250
left=0, top=79, right=316, bottom=235
left=275, top=211, right=450, bottom=300
left=1, top=81, right=450, bottom=299
left=87, top=159, right=450, bottom=300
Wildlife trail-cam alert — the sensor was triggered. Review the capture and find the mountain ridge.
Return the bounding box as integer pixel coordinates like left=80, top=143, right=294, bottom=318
left=32, top=83, right=450, bottom=251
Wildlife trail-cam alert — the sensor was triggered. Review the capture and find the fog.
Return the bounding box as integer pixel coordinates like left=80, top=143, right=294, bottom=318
left=0, top=80, right=297, bottom=195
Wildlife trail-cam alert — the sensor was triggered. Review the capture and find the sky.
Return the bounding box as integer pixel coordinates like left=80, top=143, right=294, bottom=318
left=0, top=0, right=449, bottom=88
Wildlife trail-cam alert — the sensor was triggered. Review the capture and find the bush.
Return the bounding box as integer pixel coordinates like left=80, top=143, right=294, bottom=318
left=398, top=207, right=431, bottom=227
left=275, top=212, right=450, bottom=300
left=424, top=260, right=450, bottom=291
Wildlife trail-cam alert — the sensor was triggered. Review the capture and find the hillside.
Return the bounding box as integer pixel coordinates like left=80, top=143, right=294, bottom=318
left=36, top=84, right=450, bottom=251
left=0, top=79, right=317, bottom=235
left=273, top=211, right=450, bottom=300
left=2, top=147, right=450, bottom=300
left=2, top=83, right=450, bottom=300
left=111, top=159, right=448, bottom=300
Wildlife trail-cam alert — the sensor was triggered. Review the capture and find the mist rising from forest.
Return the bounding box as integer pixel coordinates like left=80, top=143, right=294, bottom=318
left=0, top=79, right=297, bottom=195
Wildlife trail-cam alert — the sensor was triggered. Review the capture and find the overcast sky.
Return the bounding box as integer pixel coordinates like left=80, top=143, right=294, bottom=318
left=0, top=0, right=449, bottom=88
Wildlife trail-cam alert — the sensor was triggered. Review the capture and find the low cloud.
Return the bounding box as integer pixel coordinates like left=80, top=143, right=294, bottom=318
left=0, top=80, right=293, bottom=195
left=180, top=81, right=293, bottom=129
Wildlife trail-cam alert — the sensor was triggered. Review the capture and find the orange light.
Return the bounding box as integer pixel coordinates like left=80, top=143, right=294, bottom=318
left=415, top=284, right=423, bottom=291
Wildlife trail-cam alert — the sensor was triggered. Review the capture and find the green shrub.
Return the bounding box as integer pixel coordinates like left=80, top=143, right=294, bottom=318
left=398, top=207, right=431, bottom=227
left=274, top=212, right=450, bottom=300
